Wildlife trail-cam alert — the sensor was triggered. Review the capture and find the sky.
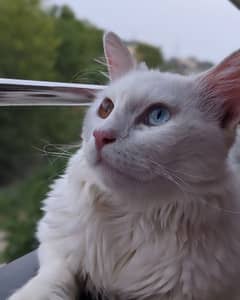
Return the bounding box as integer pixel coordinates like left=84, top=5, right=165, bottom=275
left=46, top=0, right=240, bottom=64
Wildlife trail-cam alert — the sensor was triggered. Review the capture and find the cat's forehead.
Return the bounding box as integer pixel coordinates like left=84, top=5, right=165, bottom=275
left=104, top=70, right=194, bottom=110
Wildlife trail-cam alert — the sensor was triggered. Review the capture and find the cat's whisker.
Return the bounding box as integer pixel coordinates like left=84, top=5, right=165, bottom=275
left=143, top=157, right=240, bottom=216
left=34, top=146, right=72, bottom=159
left=151, top=147, right=205, bottom=180
left=44, top=142, right=80, bottom=154
left=197, top=198, right=240, bottom=216
left=162, top=168, right=240, bottom=216
left=145, top=158, right=190, bottom=189
left=142, top=158, right=191, bottom=200
left=165, top=166, right=205, bottom=181
left=126, top=154, right=237, bottom=216
left=165, top=173, right=240, bottom=216
left=44, top=152, right=71, bottom=159
left=140, top=145, right=193, bottom=180
left=51, top=145, right=75, bottom=155
left=94, top=57, right=107, bottom=67
left=99, top=71, right=109, bottom=79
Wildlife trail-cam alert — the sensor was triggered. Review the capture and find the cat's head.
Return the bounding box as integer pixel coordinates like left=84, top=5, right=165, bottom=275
left=82, top=32, right=240, bottom=199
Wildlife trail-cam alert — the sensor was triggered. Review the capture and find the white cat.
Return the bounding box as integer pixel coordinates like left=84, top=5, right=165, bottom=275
left=9, top=32, right=240, bottom=300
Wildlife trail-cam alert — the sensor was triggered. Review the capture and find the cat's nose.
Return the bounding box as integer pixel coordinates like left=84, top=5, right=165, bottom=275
left=93, top=129, right=116, bottom=150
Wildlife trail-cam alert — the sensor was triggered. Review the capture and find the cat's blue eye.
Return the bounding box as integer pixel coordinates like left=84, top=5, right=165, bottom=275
left=146, top=106, right=170, bottom=126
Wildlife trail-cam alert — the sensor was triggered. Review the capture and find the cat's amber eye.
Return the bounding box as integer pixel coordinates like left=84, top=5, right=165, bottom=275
left=98, top=97, right=114, bottom=119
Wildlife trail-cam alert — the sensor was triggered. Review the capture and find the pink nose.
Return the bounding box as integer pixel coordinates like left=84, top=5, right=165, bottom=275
left=93, top=129, right=116, bottom=150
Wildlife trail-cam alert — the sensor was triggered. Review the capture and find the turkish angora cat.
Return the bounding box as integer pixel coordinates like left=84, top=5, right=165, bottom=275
left=9, top=32, right=240, bottom=300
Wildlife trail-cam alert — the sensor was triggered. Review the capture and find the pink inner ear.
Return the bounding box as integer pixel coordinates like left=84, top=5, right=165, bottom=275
left=104, top=32, right=136, bottom=81
left=199, top=50, right=240, bottom=128
left=107, top=53, right=118, bottom=69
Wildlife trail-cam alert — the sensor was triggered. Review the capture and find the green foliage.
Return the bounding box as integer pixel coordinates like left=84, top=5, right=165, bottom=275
left=0, top=0, right=58, bottom=80
left=52, top=5, right=106, bottom=84
left=0, top=159, right=68, bottom=262
left=0, top=0, right=169, bottom=262
left=0, top=107, right=84, bottom=185
left=0, top=106, right=83, bottom=262
left=0, top=1, right=102, bottom=185
left=0, top=0, right=100, bottom=261
left=135, top=42, right=164, bottom=69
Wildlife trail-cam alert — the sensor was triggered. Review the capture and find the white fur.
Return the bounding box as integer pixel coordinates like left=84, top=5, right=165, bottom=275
left=9, top=34, right=240, bottom=300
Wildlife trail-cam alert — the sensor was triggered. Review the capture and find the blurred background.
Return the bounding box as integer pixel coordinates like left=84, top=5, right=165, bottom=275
left=0, top=0, right=239, bottom=263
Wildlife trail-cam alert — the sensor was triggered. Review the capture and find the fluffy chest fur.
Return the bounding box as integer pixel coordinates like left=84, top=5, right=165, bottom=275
left=38, top=151, right=240, bottom=300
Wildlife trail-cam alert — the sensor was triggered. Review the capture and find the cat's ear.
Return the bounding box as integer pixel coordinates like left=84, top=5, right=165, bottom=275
left=198, top=50, right=240, bottom=129
left=103, top=32, right=137, bottom=81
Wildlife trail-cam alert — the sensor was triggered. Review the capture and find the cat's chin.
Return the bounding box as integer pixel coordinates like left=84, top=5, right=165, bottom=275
left=88, top=157, right=148, bottom=192
left=96, top=159, right=146, bottom=184
left=83, top=146, right=176, bottom=197
left=88, top=158, right=173, bottom=200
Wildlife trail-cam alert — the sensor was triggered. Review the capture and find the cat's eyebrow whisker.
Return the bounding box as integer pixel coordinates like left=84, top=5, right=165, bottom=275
left=71, top=72, right=94, bottom=83
left=72, top=69, right=106, bottom=84
left=94, top=57, right=107, bottom=67
left=99, top=71, right=109, bottom=79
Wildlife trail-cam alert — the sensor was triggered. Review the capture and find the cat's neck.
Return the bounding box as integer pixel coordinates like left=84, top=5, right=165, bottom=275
left=91, top=163, right=239, bottom=234
left=69, top=151, right=240, bottom=233
left=84, top=185, right=228, bottom=243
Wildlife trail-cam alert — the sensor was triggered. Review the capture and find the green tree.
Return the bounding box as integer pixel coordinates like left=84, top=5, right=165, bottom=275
left=0, top=159, right=68, bottom=262
left=135, top=42, right=164, bottom=69
left=52, top=5, right=105, bottom=84
left=0, top=1, right=104, bottom=261
left=0, top=1, right=84, bottom=185
left=0, top=0, right=58, bottom=80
